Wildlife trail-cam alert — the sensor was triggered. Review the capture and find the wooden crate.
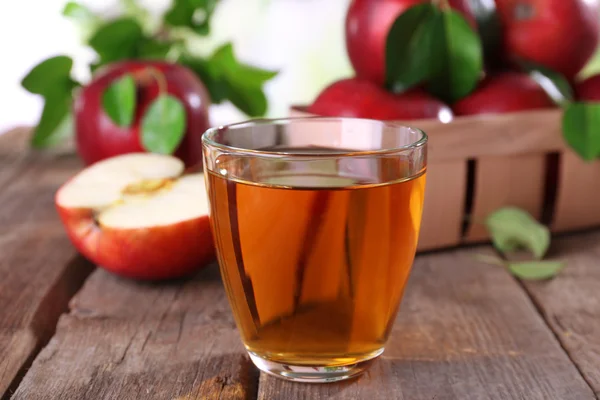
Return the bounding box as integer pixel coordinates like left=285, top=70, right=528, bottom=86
left=290, top=106, right=600, bottom=252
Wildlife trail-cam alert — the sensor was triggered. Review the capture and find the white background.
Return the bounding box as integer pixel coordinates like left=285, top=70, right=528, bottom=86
left=0, top=0, right=354, bottom=133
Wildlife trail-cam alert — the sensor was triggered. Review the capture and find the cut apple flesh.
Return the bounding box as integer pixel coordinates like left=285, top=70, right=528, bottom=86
left=57, top=153, right=186, bottom=210
left=56, top=153, right=210, bottom=228
left=100, top=174, right=208, bottom=228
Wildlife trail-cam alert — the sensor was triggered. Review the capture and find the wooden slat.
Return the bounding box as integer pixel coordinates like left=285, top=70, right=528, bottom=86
left=291, top=106, right=566, bottom=162
left=552, top=151, right=600, bottom=232
left=417, top=161, right=466, bottom=251
left=521, top=231, right=600, bottom=395
left=0, top=128, right=93, bottom=397
left=466, top=155, right=546, bottom=242
left=12, top=265, right=258, bottom=400
left=258, top=246, right=595, bottom=400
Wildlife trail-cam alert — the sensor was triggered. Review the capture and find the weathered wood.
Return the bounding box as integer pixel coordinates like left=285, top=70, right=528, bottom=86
left=466, top=154, right=545, bottom=242
left=12, top=265, right=258, bottom=400
left=417, top=160, right=466, bottom=251
left=552, top=151, right=600, bottom=232
left=258, top=247, right=595, bottom=400
left=521, top=231, right=600, bottom=397
left=0, top=128, right=93, bottom=398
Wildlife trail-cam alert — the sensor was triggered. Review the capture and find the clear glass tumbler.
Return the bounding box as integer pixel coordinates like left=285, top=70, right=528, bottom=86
left=202, top=117, right=427, bottom=383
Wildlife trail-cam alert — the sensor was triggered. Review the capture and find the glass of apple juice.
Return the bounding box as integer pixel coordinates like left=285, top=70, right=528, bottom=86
left=201, top=117, right=427, bottom=383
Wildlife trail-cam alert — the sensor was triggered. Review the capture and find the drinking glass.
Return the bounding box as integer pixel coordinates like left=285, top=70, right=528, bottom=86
left=202, top=117, right=427, bottom=383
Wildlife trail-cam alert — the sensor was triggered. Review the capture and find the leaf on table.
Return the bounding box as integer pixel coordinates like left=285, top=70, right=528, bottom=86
left=426, top=9, right=484, bottom=102
left=88, top=18, right=144, bottom=65
left=485, top=207, right=550, bottom=259
left=519, top=60, right=574, bottom=106
left=385, top=3, right=437, bottom=92
left=102, top=74, right=136, bottom=127
left=141, top=94, right=187, bottom=154
left=164, top=0, right=219, bottom=36
left=508, top=261, right=566, bottom=281
left=180, top=42, right=278, bottom=116
left=562, top=102, right=600, bottom=161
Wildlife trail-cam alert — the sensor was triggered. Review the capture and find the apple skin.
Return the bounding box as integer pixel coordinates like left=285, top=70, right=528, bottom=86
left=345, top=0, right=476, bottom=85
left=495, top=0, right=600, bottom=79
left=308, top=78, right=453, bottom=121
left=56, top=204, right=215, bottom=280
left=74, top=60, right=211, bottom=168
left=452, top=72, right=555, bottom=115
left=575, top=74, right=600, bottom=101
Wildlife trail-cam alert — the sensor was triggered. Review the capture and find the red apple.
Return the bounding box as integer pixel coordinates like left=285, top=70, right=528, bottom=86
left=345, top=0, right=476, bottom=85
left=75, top=61, right=211, bottom=168
left=575, top=74, right=600, bottom=101
left=452, top=72, right=555, bottom=115
left=55, top=153, right=214, bottom=280
left=495, top=0, right=600, bottom=79
left=308, top=78, right=453, bottom=122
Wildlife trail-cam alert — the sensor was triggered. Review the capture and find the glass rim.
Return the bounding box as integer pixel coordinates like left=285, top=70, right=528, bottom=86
left=202, top=116, right=428, bottom=159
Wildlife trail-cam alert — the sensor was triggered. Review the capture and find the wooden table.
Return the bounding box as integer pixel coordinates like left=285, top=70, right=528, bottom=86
left=1, top=128, right=599, bottom=400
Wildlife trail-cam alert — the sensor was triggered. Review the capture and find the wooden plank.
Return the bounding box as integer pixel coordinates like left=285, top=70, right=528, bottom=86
left=12, top=265, right=258, bottom=400
left=521, top=231, right=600, bottom=396
left=0, top=129, right=93, bottom=397
left=552, top=151, right=600, bottom=232
left=258, top=247, right=595, bottom=400
left=417, top=160, right=466, bottom=251
left=291, top=106, right=565, bottom=162
left=466, top=154, right=545, bottom=242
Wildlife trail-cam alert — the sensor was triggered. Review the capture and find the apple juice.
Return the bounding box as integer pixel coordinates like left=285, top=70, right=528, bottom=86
left=206, top=166, right=426, bottom=366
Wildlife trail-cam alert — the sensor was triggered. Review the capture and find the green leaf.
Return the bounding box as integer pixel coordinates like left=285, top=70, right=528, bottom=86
left=180, top=43, right=278, bottom=116
left=518, top=60, right=574, bottom=106
left=141, top=95, right=187, bottom=154
left=62, top=2, right=102, bottom=41
left=22, top=56, right=78, bottom=148
left=31, top=89, right=73, bottom=148
left=427, top=9, right=483, bottom=102
left=508, top=261, right=566, bottom=281
left=164, top=0, right=219, bottom=36
left=121, top=0, right=152, bottom=27
left=102, top=74, right=136, bottom=127
left=182, top=57, right=229, bottom=103
left=137, top=38, right=176, bottom=60
left=21, top=56, right=74, bottom=95
left=485, top=207, right=550, bottom=259
left=385, top=4, right=437, bottom=92
left=562, top=102, right=600, bottom=161
left=63, top=2, right=97, bottom=21
left=89, top=18, right=143, bottom=64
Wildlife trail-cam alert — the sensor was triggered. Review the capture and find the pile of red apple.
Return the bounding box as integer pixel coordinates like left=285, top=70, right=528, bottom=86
left=308, top=0, right=600, bottom=122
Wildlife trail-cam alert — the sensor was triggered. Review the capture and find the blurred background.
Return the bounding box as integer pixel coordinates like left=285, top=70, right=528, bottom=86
left=0, top=0, right=354, bottom=133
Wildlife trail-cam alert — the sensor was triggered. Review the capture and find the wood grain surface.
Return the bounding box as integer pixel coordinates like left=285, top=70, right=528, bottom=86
left=3, top=126, right=600, bottom=400
left=0, top=128, right=93, bottom=398
left=257, top=248, right=596, bottom=400
left=522, top=231, right=600, bottom=397
left=11, top=265, right=258, bottom=400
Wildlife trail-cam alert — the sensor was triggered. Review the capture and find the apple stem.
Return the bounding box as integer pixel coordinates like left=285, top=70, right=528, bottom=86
left=433, top=0, right=450, bottom=10
left=144, top=67, right=169, bottom=96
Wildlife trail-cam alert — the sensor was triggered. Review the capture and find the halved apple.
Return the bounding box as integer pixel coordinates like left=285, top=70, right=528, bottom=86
left=55, top=153, right=214, bottom=280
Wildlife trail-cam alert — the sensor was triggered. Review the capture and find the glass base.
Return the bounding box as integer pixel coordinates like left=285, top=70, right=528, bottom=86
left=247, top=348, right=384, bottom=383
